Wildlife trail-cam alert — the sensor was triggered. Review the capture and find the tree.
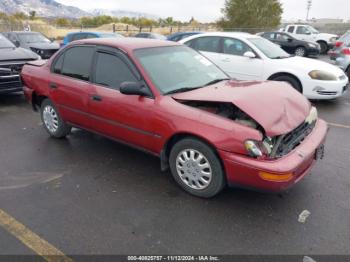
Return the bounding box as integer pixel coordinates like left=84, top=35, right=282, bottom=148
left=29, top=10, right=36, bottom=20
left=55, top=18, right=71, bottom=27
left=218, top=0, right=283, bottom=31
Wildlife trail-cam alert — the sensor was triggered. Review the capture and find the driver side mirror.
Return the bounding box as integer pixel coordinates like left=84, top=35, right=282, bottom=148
left=120, top=81, right=152, bottom=97
left=243, top=51, right=256, bottom=59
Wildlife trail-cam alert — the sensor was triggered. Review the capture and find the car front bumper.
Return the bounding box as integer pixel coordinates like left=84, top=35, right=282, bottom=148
left=219, top=119, right=328, bottom=192
left=303, top=77, right=349, bottom=99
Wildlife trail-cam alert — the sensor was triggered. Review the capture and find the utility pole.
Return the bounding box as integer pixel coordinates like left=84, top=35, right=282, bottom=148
left=306, top=0, right=312, bottom=21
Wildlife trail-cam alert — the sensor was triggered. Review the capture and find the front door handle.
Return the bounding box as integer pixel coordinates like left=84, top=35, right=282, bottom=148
left=49, top=82, right=58, bottom=89
left=91, top=95, right=102, bottom=102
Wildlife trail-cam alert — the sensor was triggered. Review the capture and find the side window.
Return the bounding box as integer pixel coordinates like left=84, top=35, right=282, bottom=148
left=287, top=26, right=295, bottom=33
left=61, top=46, right=94, bottom=81
left=71, top=33, right=87, bottom=41
left=7, top=33, right=18, bottom=43
left=264, top=33, right=275, bottom=39
left=86, top=33, right=98, bottom=39
left=223, top=38, right=253, bottom=56
left=296, top=26, right=310, bottom=35
left=53, top=54, right=64, bottom=74
left=193, top=37, right=221, bottom=53
left=276, top=33, right=288, bottom=42
left=94, top=52, right=137, bottom=89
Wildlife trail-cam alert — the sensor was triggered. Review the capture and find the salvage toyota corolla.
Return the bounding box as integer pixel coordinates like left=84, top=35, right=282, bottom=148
left=21, top=38, right=328, bottom=198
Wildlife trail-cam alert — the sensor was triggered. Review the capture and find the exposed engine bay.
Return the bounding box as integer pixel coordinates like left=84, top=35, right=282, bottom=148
left=179, top=100, right=260, bottom=130
left=177, top=100, right=317, bottom=159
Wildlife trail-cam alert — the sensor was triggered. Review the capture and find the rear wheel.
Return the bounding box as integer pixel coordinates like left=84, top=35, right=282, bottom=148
left=271, top=75, right=302, bottom=93
left=169, top=138, right=226, bottom=198
left=318, top=41, right=328, bottom=54
left=295, top=47, right=306, bottom=57
left=41, top=99, right=71, bottom=138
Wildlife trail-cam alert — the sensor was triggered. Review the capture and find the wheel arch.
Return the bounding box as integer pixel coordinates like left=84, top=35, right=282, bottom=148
left=160, top=132, right=222, bottom=172
left=267, top=72, right=303, bottom=93
left=31, top=92, right=48, bottom=111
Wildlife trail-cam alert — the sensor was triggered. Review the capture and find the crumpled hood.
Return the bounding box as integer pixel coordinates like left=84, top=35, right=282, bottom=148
left=172, top=80, right=311, bottom=137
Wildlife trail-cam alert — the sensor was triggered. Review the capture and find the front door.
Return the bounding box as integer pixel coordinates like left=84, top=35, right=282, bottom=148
left=216, top=37, right=264, bottom=80
left=88, top=48, right=159, bottom=152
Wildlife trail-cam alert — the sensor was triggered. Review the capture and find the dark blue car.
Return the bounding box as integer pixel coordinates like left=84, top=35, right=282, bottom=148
left=167, top=32, right=202, bottom=42
left=61, top=32, right=124, bottom=47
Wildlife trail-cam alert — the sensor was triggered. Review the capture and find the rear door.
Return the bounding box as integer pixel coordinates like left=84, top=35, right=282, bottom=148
left=88, top=47, right=159, bottom=152
left=216, top=37, right=264, bottom=80
left=48, top=45, right=95, bottom=128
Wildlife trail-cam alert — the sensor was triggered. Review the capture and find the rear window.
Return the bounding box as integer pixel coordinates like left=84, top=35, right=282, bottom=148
left=339, top=31, right=350, bottom=44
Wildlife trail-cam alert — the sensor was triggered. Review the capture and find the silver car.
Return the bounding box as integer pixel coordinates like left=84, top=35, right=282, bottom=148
left=329, top=30, right=350, bottom=61
left=335, top=51, right=350, bottom=78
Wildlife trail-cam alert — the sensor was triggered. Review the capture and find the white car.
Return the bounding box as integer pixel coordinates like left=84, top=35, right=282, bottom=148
left=180, top=32, right=349, bottom=100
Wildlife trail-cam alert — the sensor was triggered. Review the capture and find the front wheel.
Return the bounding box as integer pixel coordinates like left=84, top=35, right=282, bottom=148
left=272, top=75, right=302, bottom=93
left=169, top=138, right=226, bottom=198
left=295, top=47, right=306, bottom=57
left=41, top=99, right=71, bottom=138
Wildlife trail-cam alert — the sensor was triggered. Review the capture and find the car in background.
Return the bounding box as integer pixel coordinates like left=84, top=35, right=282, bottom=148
left=0, top=34, right=39, bottom=94
left=281, top=24, right=338, bottom=54
left=334, top=47, right=350, bottom=78
left=167, top=31, right=202, bottom=42
left=328, top=30, right=350, bottom=61
left=21, top=38, right=328, bottom=197
left=2, top=31, right=59, bottom=59
left=61, top=31, right=124, bottom=47
left=260, top=31, right=320, bottom=57
left=134, top=32, right=166, bottom=40
left=180, top=32, right=348, bottom=100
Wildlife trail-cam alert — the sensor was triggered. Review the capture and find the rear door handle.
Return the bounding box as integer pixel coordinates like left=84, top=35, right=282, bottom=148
left=91, top=95, right=102, bottom=102
left=49, top=82, right=58, bottom=89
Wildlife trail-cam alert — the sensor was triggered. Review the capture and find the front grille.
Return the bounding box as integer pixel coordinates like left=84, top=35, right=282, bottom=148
left=0, top=63, right=24, bottom=91
left=273, top=121, right=316, bottom=158
left=316, top=90, right=338, bottom=96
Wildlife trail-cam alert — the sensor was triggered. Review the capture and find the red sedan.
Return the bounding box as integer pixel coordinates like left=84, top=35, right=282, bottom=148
left=21, top=38, right=328, bottom=198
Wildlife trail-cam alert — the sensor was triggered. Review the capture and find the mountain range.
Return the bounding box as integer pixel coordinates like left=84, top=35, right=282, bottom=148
left=0, top=0, right=157, bottom=19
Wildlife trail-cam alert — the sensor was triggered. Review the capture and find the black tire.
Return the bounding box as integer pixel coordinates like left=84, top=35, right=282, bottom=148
left=272, top=75, right=302, bottom=93
left=169, top=138, right=226, bottom=198
left=294, top=46, right=306, bottom=57
left=40, top=99, right=71, bottom=138
left=318, top=41, right=328, bottom=54
left=346, top=66, right=350, bottom=79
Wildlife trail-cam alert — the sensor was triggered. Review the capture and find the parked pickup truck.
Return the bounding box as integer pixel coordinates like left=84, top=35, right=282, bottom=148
left=281, top=24, right=338, bottom=54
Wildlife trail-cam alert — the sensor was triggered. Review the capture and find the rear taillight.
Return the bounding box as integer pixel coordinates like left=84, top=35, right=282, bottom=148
left=342, top=48, right=350, bottom=55
left=335, top=41, right=343, bottom=47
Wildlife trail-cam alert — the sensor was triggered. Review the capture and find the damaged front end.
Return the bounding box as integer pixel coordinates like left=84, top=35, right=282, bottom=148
left=177, top=99, right=318, bottom=160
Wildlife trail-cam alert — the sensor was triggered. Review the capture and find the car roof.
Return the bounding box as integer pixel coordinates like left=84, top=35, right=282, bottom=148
left=186, top=32, right=258, bottom=40
left=71, top=37, right=180, bottom=52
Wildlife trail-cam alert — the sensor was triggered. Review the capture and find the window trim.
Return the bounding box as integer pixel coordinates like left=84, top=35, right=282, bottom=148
left=50, top=44, right=96, bottom=83
left=91, top=46, right=154, bottom=99
left=221, top=37, right=261, bottom=59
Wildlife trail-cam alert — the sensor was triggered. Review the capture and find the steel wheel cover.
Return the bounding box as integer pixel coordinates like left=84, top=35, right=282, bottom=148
left=43, top=105, right=59, bottom=133
left=176, top=149, right=212, bottom=190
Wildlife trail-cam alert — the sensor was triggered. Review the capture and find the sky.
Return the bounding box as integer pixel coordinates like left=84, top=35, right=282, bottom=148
left=56, top=0, right=350, bottom=23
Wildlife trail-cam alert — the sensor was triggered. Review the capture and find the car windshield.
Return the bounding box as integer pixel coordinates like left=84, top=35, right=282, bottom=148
left=0, top=34, right=15, bottom=48
left=248, top=37, right=290, bottom=59
left=339, top=31, right=350, bottom=43
left=18, top=33, right=51, bottom=44
left=134, top=46, right=229, bottom=95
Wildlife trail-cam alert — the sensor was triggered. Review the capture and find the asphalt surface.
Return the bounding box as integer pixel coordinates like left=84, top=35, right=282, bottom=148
left=0, top=56, right=349, bottom=257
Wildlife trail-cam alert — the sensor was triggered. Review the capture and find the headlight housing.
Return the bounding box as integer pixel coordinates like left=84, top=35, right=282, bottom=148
left=244, top=140, right=263, bottom=157
left=309, top=70, right=338, bottom=81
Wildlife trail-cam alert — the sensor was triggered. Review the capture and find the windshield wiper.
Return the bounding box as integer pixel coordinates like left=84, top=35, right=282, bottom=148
left=271, top=56, right=290, bottom=59
left=203, top=78, right=230, bottom=87
left=165, top=87, right=202, bottom=95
